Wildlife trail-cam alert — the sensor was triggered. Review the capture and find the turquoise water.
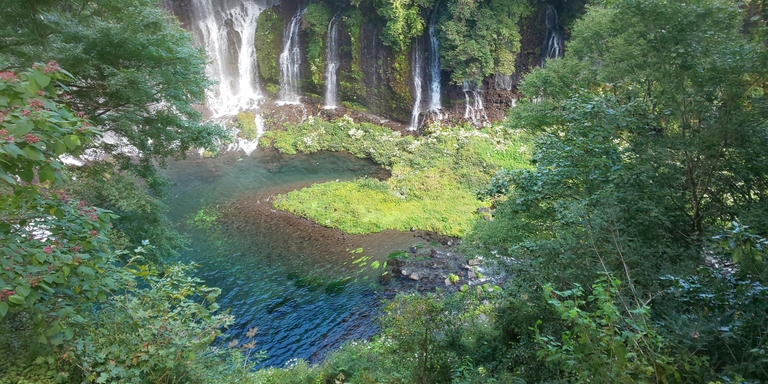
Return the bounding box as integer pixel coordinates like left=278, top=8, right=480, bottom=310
left=162, top=150, right=422, bottom=367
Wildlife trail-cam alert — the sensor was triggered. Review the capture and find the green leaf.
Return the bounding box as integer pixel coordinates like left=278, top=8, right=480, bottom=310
left=35, top=252, right=47, bottom=263
left=31, top=71, right=51, bottom=88
left=3, top=143, right=25, bottom=158
left=8, top=295, right=25, bottom=305
left=17, top=164, right=33, bottom=182
left=0, top=302, right=7, bottom=317
left=51, top=207, right=65, bottom=219
left=16, top=285, right=30, bottom=298
left=77, top=265, right=95, bottom=279
left=50, top=140, right=66, bottom=156
left=0, top=172, right=15, bottom=185
left=12, top=119, right=34, bottom=136
left=63, top=135, right=81, bottom=150
left=22, top=146, right=44, bottom=161
left=39, top=165, right=56, bottom=182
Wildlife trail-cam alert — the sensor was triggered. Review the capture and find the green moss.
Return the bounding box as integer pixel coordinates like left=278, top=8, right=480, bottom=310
left=340, top=9, right=365, bottom=102
left=255, top=7, right=283, bottom=84
left=302, top=4, right=333, bottom=92
left=391, top=49, right=412, bottom=105
left=264, top=83, right=280, bottom=98
left=341, top=101, right=369, bottom=112
left=236, top=111, right=259, bottom=140
left=262, top=117, right=532, bottom=237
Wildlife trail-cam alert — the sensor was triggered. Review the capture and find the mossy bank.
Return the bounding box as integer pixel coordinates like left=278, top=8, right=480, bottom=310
left=260, top=117, right=532, bottom=237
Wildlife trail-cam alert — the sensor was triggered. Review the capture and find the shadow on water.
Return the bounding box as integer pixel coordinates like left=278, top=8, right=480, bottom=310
left=163, top=150, right=425, bottom=368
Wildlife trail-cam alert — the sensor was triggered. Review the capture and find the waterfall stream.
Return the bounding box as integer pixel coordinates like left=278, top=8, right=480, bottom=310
left=542, top=5, right=564, bottom=66
left=427, top=9, right=442, bottom=113
left=463, top=81, right=488, bottom=126
left=279, top=7, right=307, bottom=105
left=323, top=15, right=341, bottom=109
left=409, top=40, right=425, bottom=131
left=183, top=0, right=272, bottom=117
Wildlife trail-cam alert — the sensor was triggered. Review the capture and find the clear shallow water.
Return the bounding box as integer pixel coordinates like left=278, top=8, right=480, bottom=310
left=162, top=150, right=423, bottom=367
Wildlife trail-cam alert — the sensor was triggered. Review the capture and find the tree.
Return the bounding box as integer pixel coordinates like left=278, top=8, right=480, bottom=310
left=0, top=64, right=121, bottom=343
left=0, top=0, right=226, bottom=183
left=475, top=0, right=768, bottom=289
left=465, top=0, right=768, bottom=380
left=0, top=65, right=236, bottom=384
left=437, top=0, right=530, bottom=84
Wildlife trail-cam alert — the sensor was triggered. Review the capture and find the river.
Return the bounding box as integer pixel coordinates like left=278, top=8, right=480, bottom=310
left=162, top=149, right=427, bottom=368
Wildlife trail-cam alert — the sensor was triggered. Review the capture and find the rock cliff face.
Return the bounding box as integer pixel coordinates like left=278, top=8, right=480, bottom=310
left=164, top=0, right=587, bottom=130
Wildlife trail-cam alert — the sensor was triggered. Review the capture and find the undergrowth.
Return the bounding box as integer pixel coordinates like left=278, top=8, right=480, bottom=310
left=260, top=116, right=531, bottom=237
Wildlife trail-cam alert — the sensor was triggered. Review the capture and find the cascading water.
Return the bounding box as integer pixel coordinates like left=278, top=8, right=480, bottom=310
left=542, top=5, right=564, bottom=67
left=427, top=9, right=442, bottom=114
left=165, top=0, right=280, bottom=155
left=409, top=40, right=425, bottom=131
left=182, top=0, right=273, bottom=117
left=495, top=73, right=514, bottom=90
left=463, top=81, right=488, bottom=126
left=323, top=15, right=340, bottom=109
left=278, top=7, right=307, bottom=105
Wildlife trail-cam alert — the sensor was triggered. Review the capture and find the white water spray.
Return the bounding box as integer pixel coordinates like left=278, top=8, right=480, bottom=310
left=542, top=5, right=564, bottom=67
left=427, top=10, right=442, bottom=113
left=323, top=15, right=341, bottom=109
left=463, top=81, right=488, bottom=126
left=279, top=7, right=307, bottom=105
left=409, top=40, right=425, bottom=131
left=186, top=0, right=269, bottom=117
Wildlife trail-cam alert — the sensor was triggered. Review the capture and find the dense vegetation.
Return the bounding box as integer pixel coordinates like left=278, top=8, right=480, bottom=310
left=255, top=0, right=543, bottom=115
left=260, top=118, right=530, bottom=237
left=2, top=0, right=768, bottom=383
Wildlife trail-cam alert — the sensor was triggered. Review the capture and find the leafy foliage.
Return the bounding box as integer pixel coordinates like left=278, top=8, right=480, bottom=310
left=256, top=7, right=285, bottom=87
left=437, top=0, right=530, bottom=83
left=60, top=264, right=234, bottom=383
left=0, top=0, right=227, bottom=182
left=373, top=0, right=435, bottom=53
left=464, top=0, right=768, bottom=382
left=535, top=278, right=677, bottom=382
left=302, top=4, right=333, bottom=91
left=236, top=111, right=260, bottom=141
left=0, top=66, right=117, bottom=344
left=0, top=65, right=240, bottom=384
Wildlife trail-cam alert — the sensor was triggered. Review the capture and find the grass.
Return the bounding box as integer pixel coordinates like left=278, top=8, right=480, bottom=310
left=261, top=117, right=532, bottom=237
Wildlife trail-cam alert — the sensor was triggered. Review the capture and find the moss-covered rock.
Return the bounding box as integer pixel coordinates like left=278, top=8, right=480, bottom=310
left=256, top=7, right=283, bottom=87
left=339, top=8, right=365, bottom=103
left=301, top=3, right=332, bottom=94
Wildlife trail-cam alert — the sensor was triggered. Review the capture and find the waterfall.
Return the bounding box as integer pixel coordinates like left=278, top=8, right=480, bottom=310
left=278, top=7, right=306, bottom=105
left=542, top=5, right=564, bottom=67
left=463, top=81, right=487, bottom=126
left=165, top=0, right=280, bottom=155
left=495, top=73, right=514, bottom=90
left=427, top=9, right=442, bottom=113
left=323, top=15, right=340, bottom=109
left=180, top=0, right=273, bottom=117
left=231, top=114, right=265, bottom=156
left=409, top=40, right=425, bottom=131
